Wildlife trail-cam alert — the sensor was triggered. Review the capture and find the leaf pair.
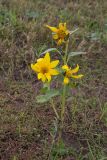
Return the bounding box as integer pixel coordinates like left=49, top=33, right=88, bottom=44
left=36, top=89, right=60, bottom=103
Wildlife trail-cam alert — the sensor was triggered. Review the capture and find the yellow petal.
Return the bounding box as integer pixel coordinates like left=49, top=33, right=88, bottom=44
left=65, top=30, right=69, bottom=35
left=38, top=73, right=46, bottom=82
left=37, top=73, right=43, bottom=79
left=31, top=63, right=40, bottom=72
left=50, top=69, right=59, bottom=75
left=53, top=34, right=59, bottom=40
left=71, top=74, right=83, bottom=79
left=50, top=60, right=59, bottom=68
left=44, top=52, right=50, bottom=63
left=62, top=65, right=69, bottom=71
left=37, top=58, right=43, bottom=62
left=41, top=74, right=46, bottom=82
left=70, top=64, right=79, bottom=74
left=59, top=23, right=64, bottom=30
left=64, top=77, right=69, bottom=84
left=45, top=73, right=51, bottom=82
left=63, top=23, right=67, bottom=31
left=46, top=25, right=58, bottom=33
left=57, top=39, right=63, bottom=45
left=64, top=23, right=67, bottom=28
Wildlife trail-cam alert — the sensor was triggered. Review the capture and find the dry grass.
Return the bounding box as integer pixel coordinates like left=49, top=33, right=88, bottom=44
left=0, top=0, right=107, bottom=159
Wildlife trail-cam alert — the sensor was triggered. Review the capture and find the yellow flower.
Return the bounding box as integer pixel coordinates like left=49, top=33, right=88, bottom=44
left=31, top=52, right=59, bottom=82
left=46, top=23, right=69, bottom=45
left=62, top=64, right=83, bottom=84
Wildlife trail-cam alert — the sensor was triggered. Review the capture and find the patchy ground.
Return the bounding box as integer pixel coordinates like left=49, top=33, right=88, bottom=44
left=0, top=0, right=107, bottom=159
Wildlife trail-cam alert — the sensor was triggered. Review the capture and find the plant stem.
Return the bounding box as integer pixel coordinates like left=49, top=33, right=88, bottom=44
left=57, top=85, right=66, bottom=145
left=61, top=85, right=66, bottom=124
left=64, top=40, right=69, bottom=64
left=47, top=82, right=59, bottom=120
left=61, top=40, right=69, bottom=125
left=57, top=40, right=69, bottom=144
left=47, top=136, right=55, bottom=160
left=50, top=99, right=59, bottom=120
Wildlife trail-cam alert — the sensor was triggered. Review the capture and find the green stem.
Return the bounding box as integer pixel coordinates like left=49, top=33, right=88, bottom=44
left=47, top=135, right=55, bottom=160
left=61, top=40, right=68, bottom=123
left=47, top=82, right=59, bottom=120
left=50, top=99, right=59, bottom=119
left=61, top=85, right=66, bottom=127
left=64, top=40, right=69, bottom=64
left=58, top=40, right=69, bottom=143
left=57, top=85, right=66, bottom=145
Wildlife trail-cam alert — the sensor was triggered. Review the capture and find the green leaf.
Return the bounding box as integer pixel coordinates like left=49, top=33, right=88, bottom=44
left=36, top=89, right=60, bottom=103
left=68, top=51, right=86, bottom=61
left=40, top=48, right=61, bottom=56
left=52, top=140, right=71, bottom=156
left=36, top=95, right=49, bottom=103
left=47, top=89, right=60, bottom=97
left=40, top=87, right=48, bottom=94
left=69, top=28, right=79, bottom=34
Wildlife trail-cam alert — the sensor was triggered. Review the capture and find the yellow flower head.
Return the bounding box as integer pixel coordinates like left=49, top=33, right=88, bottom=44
left=31, top=52, right=59, bottom=82
left=62, top=64, right=83, bottom=84
left=46, top=23, right=69, bottom=45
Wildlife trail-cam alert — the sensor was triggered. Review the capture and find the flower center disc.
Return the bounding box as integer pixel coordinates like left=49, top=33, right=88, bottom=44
left=66, top=70, right=71, bottom=78
left=58, top=30, right=66, bottom=39
left=41, top=67, right=49, bottom=74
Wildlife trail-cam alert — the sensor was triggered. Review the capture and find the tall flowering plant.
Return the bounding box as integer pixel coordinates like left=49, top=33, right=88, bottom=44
left=31, top=23, right=85, bottom=158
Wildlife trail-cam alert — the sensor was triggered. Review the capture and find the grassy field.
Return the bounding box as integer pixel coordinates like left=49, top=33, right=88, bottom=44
left=0, top=0, right=107, bottom=159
